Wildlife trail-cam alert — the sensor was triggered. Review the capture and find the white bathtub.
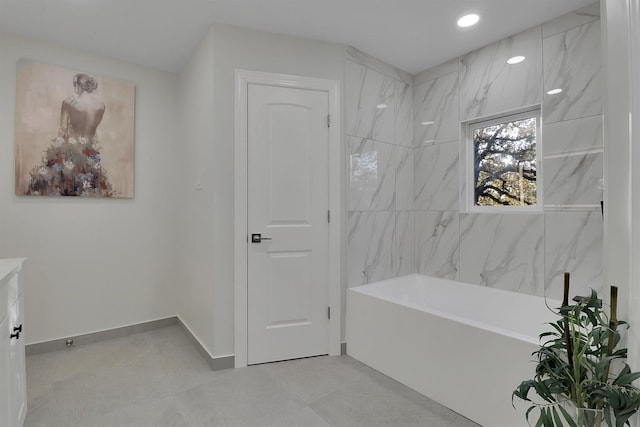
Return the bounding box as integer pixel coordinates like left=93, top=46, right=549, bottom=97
left=346, top=274, right=561, bottom=427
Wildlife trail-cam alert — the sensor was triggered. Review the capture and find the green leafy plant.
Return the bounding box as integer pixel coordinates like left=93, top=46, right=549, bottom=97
left=513, top=274, right=640, bottom=427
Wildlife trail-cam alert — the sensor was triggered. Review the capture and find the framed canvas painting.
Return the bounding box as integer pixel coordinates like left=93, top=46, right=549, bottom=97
left=14, top=59, right=135, bottom=198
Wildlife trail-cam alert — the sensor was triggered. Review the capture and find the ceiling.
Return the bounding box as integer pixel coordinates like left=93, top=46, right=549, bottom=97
left=0, top=0, right=597, bottom=74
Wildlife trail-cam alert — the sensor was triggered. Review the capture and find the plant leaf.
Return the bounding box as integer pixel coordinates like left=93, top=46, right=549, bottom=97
left=557, top=405, right=578, bottom=427
left=604, top=407, right=613, bottom=427
left=513, top=381, right=534, bottom=403
left=595, top=356, right=621, bottom=380
left=542, top=407, right=554, bottom=427
left=551, top=406, right=563, bottom=426
left=614, top=372, right=640, bottom=387
left=525, top=405, right=538, bottom=423
left=534, top=380, right=554, bottom=402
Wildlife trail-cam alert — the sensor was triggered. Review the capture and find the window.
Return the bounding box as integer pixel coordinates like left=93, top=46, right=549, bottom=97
left=463, top=109, right=541, bottom=212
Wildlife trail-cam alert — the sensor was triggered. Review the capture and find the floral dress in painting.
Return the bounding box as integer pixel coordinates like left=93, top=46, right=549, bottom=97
left=26, top=136, right=113, bottom=197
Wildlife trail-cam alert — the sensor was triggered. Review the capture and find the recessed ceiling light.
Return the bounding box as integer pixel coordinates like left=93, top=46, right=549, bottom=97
left=457, top=14, right=480, bottom=28
left=547, top=88, right=563, bottom=95
left=507, top=56, right=526, bottom=65
left=376, top=104, right=388, bottom=109
left=421, top=121, right=435, bottom=126
left=423, top=139, right=437, bottom=144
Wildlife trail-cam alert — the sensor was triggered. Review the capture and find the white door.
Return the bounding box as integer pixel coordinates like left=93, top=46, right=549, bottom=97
left=247, top=83, right=330, bottom=365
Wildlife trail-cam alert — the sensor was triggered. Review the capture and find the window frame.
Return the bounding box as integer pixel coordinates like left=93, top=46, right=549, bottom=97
left=461, top=107, right=543, bottom=213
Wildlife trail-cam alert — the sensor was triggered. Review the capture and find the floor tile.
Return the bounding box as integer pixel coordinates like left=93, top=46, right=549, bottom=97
left=24, top=325, right=481, bottom=427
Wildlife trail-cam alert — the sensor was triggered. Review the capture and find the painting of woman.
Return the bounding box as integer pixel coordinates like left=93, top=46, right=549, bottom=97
left=14, top=60, right=135, bottom=198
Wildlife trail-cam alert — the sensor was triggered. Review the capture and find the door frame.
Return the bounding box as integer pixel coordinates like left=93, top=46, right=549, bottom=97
left=234, top=70, right=341, bottom=368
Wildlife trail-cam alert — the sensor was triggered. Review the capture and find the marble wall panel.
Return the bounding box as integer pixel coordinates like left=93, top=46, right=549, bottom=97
left=459, top=213, right=545, bottom=295
left=544, top=152, right=603, bottom=206
left=542, top=2, right=600, bottom=39
left=345, top=50, right=416, bottom=285
left=415, top=211, right=459, bottom=280
left=395, top=80, right=414, bottom=147
left=414, top=141, right=459, bottom=211
left=395, top=146, right=414, bottom=211
left=544, top=211, right=603, bottom=300
left=459, top=26, right=543, bottom=121
left=414, top=58, right=458, bottom=86
left=414, top=72, right=458, bottom=146
left=394, top=212, right=415, bottom=277
left=543, top=20, right=601, bottom=124
left=346, top=60, right=395, bottom=142
left=346, top=5, right=602, bottom=294
left=406, top=6, right=602, bottom=298
left=346, top=46, right=413, bottom=84
left=543, top=115, right=603, bottom=156
left=349, top=137, right=396, bottom=211
left=347, top=211, right=395, bottom=286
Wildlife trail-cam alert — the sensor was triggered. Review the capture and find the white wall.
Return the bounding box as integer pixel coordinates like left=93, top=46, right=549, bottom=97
left=177, top=27, right=217, bottom=356
left=204, top=24, right=346, bottom=356
left=626, top=6, right=640, bottom=427
left=602, top=0, right=632, bottom=321
left=0, top=25, right=347, bottom=354
left=601, top=6, right=640, bottom=426
left=0, top=33, right=181, bottom=344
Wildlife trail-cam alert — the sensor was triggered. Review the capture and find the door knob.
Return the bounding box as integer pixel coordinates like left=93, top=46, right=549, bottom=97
left=251, top=233, right=272, bottom=243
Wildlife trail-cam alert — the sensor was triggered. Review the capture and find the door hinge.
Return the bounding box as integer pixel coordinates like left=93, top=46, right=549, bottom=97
left=327, top=114, right=330, bottom=128
left=327, top=210, right=331, bottom=223
left=327, top=306, right=331, bottom=319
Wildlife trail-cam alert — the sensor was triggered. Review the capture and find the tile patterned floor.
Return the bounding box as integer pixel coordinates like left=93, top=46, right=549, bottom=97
left=24, top=326, right=481, bottom=427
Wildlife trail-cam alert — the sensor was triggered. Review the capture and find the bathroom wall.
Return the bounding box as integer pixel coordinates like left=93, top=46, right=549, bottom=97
left=0, top=25, right=347, bottom=353
left=605, top=0, right=640, bottom=402
left=413, top=2, right=603, bottom=300
left=0, top=32, right=181, bottom=344
left=0, top=5, right=604, bottom=357
left=346, top=47, right=415, bottom=287
left=177, top=27, right=217, bottom=357
left=180, top=24, right=347, bottom=357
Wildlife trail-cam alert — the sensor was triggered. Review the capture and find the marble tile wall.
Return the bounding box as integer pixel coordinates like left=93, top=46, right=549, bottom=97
left=543, top=115, right=603, bottom=156
left=346, top=59, right=396, bottom=144
left=394, top=212, right=415, bottom=277
left=544, top=152, right=603, bottom=206
left=415, top=211, right=459, bottom=280
left=543, top=19, right=601, bottom=124
left=349, top=136, right=395, bottom=212
left=541, top=7, right=603, bottom=298
left=542, top=2, right=601, bottom=38
left=345, top=5, right=602, bottom=296
left=346, top=48, right=415, bottom=286
left=459, top=214, right=545, bottom=295
left=458, top=26, right=543, bottom=122
left=347, top=211, right=395, bottom=286
left=544, top=210, right=602, bottom=300
left=412, top=5, right=603, bottom=299
left=414, top=71, right=458, bottom=146
left=414, top=142, right=459, bottom=211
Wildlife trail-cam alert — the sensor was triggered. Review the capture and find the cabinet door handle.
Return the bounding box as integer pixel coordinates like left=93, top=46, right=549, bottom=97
left=10, top=324, right=22, bottom=340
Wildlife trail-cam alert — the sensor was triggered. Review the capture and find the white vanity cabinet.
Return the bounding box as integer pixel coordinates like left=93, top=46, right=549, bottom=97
left=0, top=259, right=26, bottom=427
